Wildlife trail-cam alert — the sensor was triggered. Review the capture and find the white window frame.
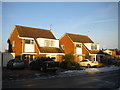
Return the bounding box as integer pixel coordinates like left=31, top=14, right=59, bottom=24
left=61, top=45, right=64, bottom=50
left=25, top=39, right=34, bottom=44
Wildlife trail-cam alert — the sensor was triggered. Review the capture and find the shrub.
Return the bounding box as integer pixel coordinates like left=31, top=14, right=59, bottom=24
left=60, top=61, right=67, bottom=69
left=60, top=61, right=81, bottom=70
left=61, top=53, right=81, bottom=70
left=117, top=60, right=120, bottom=66
left=62, top=52, right=74, bottom=63
left=74, top=63, right=80, bottom=70
left=67, top=62, right=72, bottom=70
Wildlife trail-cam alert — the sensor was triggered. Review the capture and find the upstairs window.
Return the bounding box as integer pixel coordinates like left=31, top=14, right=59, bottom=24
left=44, top=40, right=50, bottom=47
left=25, top=40, right=34, bottom=44
left=51, top=40, right=56, bottom=47
left=76, top=44, right=81, bottom=48
left=91, top=44, right=97, bottom=50
left=44, top=40, right=57, bottom=47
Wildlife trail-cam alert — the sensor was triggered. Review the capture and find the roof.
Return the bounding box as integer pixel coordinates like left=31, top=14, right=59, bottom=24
left=15, top=25, right=56, bottom=39
left=39, top=47, right=64, bottom=53
left=89, top=50, right=105, bottom=54
left=66, top=33, right=94, bottom=43
left=34, top=38, right=64, bottom=53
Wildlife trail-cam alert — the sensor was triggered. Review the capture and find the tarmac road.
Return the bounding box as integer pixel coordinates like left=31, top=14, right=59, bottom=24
left=2, top=69, right=120, bottom=89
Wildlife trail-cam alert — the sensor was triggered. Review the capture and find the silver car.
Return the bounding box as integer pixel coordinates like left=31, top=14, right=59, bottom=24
left=7, top=59, right=24, bottom=69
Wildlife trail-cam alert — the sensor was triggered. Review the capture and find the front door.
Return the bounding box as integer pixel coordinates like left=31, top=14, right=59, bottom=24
left=23, top=55, right=34, bottom=67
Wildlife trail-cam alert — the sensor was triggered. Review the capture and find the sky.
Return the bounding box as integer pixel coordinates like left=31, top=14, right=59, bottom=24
left=1, top=2, right=118, bottom=51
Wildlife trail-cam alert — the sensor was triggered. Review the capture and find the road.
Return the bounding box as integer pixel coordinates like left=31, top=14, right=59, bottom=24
left=2, top=69, right=120, bottom=89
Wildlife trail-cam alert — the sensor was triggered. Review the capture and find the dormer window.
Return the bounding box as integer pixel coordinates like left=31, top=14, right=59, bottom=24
left=91, top=44, right=97, bottom=50
left=44, top=40, right=50, bottom=47
left=44, top=40, right=57, bottom=47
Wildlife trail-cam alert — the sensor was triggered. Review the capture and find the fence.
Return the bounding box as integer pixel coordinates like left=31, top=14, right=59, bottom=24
left=1, top=52, right=15, bottom=67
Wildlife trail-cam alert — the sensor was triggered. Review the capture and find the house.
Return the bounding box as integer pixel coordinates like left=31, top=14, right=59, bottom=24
left=7, top=25, right=64, bottom=66
left=103, top=49, right=116, bottom=57
left=103, top=49, right=120, bottom=60
left=116, top=49, right=120, bottom=60
left=59, top=33, right=104, bottom=62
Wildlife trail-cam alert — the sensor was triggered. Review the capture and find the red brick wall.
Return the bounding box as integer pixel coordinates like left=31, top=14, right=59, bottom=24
left=34, top=43, right=40, bottom=55
left=75, top=55, right=79, bottom=62
left=57, top=55, right=63, bottom=62
left=60, top=34, right=75, bottom=54
left=9, top=28, right=22, bottom=57
left=82, top=45, right=88, bottom=54
left=35, top=54, right=46, bottom=58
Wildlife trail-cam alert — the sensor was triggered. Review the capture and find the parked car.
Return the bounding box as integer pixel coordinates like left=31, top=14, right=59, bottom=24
left=79, top=59, right=99, bottom=68
left=7, top=59, right=24, bottom=69
left=29, top=57, right=60, bottom=72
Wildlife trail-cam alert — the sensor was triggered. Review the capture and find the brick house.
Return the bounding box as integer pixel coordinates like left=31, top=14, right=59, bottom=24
left=103, top=49, right=116, bottom=57
left=59, top=33, right=104, bottom=62
left=7, top=25, right=64, bottom=66
left=103, top=49, right=120, bottom=60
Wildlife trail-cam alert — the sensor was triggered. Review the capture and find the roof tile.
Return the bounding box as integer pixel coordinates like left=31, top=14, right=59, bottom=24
left=66, top=33, right=94, bottom=43
left=15, top=25, right=56, bottom=39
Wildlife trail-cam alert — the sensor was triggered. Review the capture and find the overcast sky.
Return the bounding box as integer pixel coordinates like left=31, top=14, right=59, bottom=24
left=2, top=2, right=118, bottom=51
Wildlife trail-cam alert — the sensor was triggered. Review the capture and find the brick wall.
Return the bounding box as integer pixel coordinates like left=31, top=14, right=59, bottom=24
left=9, top=28, right=22, bottom=56
left=60, top=35, right=75, bottom=54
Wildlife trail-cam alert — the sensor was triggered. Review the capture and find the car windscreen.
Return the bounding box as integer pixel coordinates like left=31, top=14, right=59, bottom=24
left=14, top=60, right=23, bottom=62
left=34, top=58, right=53, bottom=61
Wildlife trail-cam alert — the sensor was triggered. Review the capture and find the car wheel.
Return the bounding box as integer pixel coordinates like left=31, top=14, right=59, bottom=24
left=87, top=64, right=91, bottom=68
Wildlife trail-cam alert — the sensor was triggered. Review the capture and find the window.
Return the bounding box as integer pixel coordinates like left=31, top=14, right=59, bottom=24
left=44, top=40, right=57, bottom=47
left=51, top=40, right=56, bottom=47
left=91, top=44, right=97, bottom=50
left=44, top=40, right=50, bottom=47
left=25, top=40, right=34, bottom=44
left=76, top=44, right=81, bottom=48
left=61, top=45, right=64, bottom=50
left=82, top=60, right=88, bottom=62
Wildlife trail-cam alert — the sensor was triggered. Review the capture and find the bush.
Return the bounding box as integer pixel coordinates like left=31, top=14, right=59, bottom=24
left=67, top=62, right=72, bottom=69
left=60, top=61, right=67, bottom=69
left=61, top=53, right=81, bottom=70
left=60, top=61, right=81, bottom=70
left=74, top=63, right=80, bottom=70
left=62, top=52, right=74, bottom=63
left=116, top=60, right=120, bottom=66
